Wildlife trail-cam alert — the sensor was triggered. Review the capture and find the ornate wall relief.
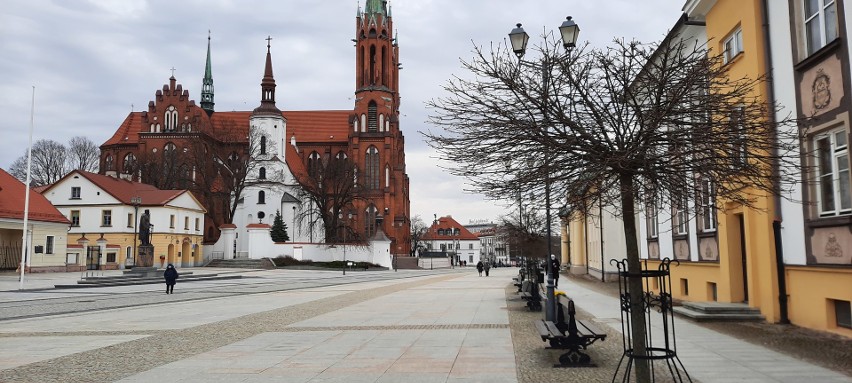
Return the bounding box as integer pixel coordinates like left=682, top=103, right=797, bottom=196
left=808, top=227, right=852, bottom=265
left=698, top=237, right=719, bottom=261
left=673, top=239, right=690, bottom=261
left=800, top=56, right=844, bottom=117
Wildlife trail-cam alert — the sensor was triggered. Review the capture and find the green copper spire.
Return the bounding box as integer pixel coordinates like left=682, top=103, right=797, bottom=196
left=364, top=0, right=386, bottom=16
left=200, top=30, right=215, bottom=115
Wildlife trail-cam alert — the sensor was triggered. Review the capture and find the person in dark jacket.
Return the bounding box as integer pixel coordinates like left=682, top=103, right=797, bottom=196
left=164, top=264, right=179, bottom=294
left=476, top=261, right=484, bottom=276
left=550, top=254, right=561, bottom=288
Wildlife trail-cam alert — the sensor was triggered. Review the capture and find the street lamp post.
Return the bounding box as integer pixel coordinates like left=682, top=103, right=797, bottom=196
left=130, top=196, right=142, bottom=268
left=341, top=211, right=353, bottom=275
left=508, top=16, right=579, bottom=322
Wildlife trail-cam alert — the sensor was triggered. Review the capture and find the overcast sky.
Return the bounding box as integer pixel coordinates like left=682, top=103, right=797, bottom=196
left=0, top=0, right=685, bottom=226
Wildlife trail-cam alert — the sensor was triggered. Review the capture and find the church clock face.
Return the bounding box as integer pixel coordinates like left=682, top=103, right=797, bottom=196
left=812, top=69, right=831, bottom=110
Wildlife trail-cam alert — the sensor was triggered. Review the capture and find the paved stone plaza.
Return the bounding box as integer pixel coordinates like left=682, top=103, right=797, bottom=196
left=0, top=268, right=849, bottom=382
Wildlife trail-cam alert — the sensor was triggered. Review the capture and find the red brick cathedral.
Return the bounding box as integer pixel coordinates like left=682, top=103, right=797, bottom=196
left=99, top=1, right=411, bottom=256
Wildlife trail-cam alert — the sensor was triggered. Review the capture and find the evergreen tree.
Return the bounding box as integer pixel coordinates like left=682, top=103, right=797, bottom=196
left=270, top=210, right=290, bottom=242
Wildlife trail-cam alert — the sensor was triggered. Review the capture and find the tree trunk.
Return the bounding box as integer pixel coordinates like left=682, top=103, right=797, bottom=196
left=619, top=172, right=651, bottom=383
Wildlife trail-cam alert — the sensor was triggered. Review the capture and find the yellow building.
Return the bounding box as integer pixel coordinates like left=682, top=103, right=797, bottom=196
left=565, top=0, right=852, bottom=338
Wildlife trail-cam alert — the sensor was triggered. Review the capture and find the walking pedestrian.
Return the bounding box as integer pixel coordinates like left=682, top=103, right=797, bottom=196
left=476, top=260, right=484, bottom=276
left=550, top=254, right=561, bottom=288
left=164, top=264, right=179, bottom=294
left=484, top=261, right=491, bottom=277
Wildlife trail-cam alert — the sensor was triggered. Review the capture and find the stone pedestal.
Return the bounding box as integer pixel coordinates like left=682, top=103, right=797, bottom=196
left=137, top=245, right=155, bottom=268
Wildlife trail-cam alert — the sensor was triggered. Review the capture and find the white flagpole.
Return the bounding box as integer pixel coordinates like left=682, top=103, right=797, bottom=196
left=20, top=86, right=35, bottom=290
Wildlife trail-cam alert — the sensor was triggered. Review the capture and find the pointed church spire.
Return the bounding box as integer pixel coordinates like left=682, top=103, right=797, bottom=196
left=200, top=30, right=215, bottom=115
left=253, top=36, right=281, bottom=116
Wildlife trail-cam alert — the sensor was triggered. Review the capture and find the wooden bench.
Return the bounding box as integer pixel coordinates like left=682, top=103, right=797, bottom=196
left=534, top=295, right=607, bottom=367
left=519, top=280, right=542, bottom=311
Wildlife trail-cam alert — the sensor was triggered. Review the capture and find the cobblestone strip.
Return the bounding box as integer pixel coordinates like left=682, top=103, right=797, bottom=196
left=505, top=284, right=635, bottom=383
left=0, top=274, right=461, bottom=383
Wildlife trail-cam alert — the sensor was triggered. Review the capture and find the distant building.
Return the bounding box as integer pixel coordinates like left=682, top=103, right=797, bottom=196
left=0, top=168, right=71, bottom=272
left=40, top=170, right=205, bottom=269
left=421, top=216, right=481, bottom=265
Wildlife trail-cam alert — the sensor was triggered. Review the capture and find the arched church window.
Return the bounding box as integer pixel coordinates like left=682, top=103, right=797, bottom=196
left=365, top=146, right=380, bottom=189
left=381, top=46, right=387, bottom=86
left=365, top=205, right=377, bottom=238
left=369, top=45, right=377, bottom=84
left=385, top=164, right=390, bottom=187
left=178, top=164, right=190, bottom=189
left=122, top=153, right=136, bottom=174
left=368, top=101, right=378, bottom=132
left=308, top=152, right=321, bottom=178
left=165, top=105, right=178, bottom=132
left=258, top=191, right=266, bottom=204
left=260, top=136, right=267, bottom=155
left=259, top=167, right=266, bottom=180
left=104, top=155, right=114, bottom=171
left=336, top=151, right=347, bottom=160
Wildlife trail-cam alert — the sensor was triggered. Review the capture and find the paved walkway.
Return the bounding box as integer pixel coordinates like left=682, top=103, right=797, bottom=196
left=0, top=267, right=848, bottom=382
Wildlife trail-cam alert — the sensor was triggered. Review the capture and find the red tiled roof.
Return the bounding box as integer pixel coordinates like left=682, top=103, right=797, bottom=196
left=0, top=168, right=71, bottom=224
left=284, top=110, right=351, bottom=143
left=422, top=216, right=478, bottom=241
left=103, top=109, right=352, bottom=148
left=42, top=170, right=186, bottom=207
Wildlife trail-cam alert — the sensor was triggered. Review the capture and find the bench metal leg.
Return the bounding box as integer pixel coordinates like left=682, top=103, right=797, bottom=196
left=556, top=349, right=594, bottom=367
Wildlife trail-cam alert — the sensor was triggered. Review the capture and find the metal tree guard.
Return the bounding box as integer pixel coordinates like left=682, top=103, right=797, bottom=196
left=611, top=258, right=692, bottom=383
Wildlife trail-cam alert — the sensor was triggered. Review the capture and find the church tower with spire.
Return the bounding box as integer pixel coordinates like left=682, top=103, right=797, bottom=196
left=200, top=31, right=215, bottom=115
left=351, top=0, right=411, bottom=255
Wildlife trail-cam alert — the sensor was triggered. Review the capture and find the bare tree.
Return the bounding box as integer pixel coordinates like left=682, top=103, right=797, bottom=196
left=425, top=34, right=802, bottom=381
left=8, top=139, right=68, bottom=186
left=295, top=153, right=363, bottom=243
left=409, top=215, right=429, bottom=256
left=66, top=136, right=100, bottom=172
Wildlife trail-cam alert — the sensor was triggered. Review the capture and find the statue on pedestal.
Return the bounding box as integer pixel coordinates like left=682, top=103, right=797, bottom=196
left=139, top=210, right=152, bottom=246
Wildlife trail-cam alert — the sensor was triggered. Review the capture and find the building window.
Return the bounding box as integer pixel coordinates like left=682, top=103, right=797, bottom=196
left=102, top=210, right=112, bottom=227
left=70, top=210, right=80, bottom=227
left=45, top=235, right=54, bottom=254
left=835, top=300, right=852, bottom=329
left=815, top=128, right=851, bottom=216
left=258, top=190, right=266, bottom=204
left=646, top=198, right=659, bottom=239
left=365, top=146, right=380, bottom=189
left=170, top=214, right=175, bottom=228
left=165, top=105, right=178, bottom=131
left=308, top=152, right=321, bottom=178
left=123, top=153, right=137, bottom=174
left=804, top=0, right=838, bottom=56
left=673, top=191, right=688, bottom=235
left=368, top=101, right=378, bottom=132
left=105, top=155, right=114, bottom=171
left=469, top=243, right=473, bottom=250
left=365, top=205, right=377, bottom=238
left=106, top=252, right=116, bottom=263
left=184, top=216, right=190, bottom=230
left=195, top=218, right=200, bottom=231
left=730, top=107, right=747, bottom=168
left=259, top=167, right=266, bottom=180
left=698, top=177, right=717, bottom=232
left=71, top=187, right=81, bottom=199
left=722, top=27, right=743, bottom=63
left=127, top=213, right=133, bottom=228
left=260, top=135, right=267, bottom=155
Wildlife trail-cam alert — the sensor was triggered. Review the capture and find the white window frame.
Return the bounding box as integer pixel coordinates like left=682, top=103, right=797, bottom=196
left=45, top=235, right=54, bottom=254
left=699, top=177, right=718, bottom=232
left=102, top=210, right=112, bottom=227
left=71, top=186, right=81, bottom=199
left=804, top=0, right=838, bottom=56
left=646, top=198, right=659, bottom=239
left=814, top=128, right=851, bottom=217
left=723, top=28, right=743, bottom=64
left=673, top=191, right=689, bottom=236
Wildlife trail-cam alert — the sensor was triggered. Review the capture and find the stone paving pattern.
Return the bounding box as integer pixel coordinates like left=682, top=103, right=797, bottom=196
left=0, top=267, right=849, bottom=383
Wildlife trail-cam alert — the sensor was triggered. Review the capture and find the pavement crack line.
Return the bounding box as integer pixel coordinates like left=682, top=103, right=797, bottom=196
left=0, top=274, right=462, bottom=383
